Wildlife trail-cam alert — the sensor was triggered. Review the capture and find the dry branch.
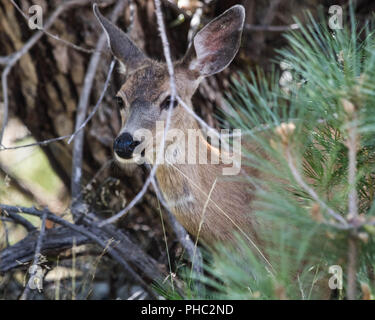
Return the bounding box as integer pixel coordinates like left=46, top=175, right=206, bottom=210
left=9, top=0, right=99, bottom=54
left=151, top=178, right=203, bottom=277
left=0, top=0, right=92, bottom=145
left=19, top=210, right=47, bottom=300
left=71, top=0, right=127, bottom=221
left=98, top=0, right=177, bottom=227
left=0, top=204, right=164, bottom=298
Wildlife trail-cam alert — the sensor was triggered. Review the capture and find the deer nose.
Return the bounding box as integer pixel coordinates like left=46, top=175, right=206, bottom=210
left=113, top=132, right=140, bottom=159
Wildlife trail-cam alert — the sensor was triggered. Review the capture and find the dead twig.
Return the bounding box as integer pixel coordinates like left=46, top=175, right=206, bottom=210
left=151, top=177, right=203, bottom=278
left=0, top=209, right=36, bottom=232
left=245, top=24, right=299, bottom=32
left=9, top=0, right=100, bottom=54
left=0, top=0, right=92, bottom=145
left=98, top=0, right=177, bottom=227
left=0, top=135, right=71, bottom=151
left=68, top=59, right=116, bottom=145
left=0, top=57, right=114, bottom=153
left=71, top=1, right=126, bottom=221
left=0, top=204, right=162, bottom=298
left=19, top=210, right=47, bottom=300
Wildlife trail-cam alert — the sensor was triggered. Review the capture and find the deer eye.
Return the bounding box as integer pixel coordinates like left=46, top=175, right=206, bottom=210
left=160, top=95, right=178, bottom=110
left=116, top=96, right=125, bottom=110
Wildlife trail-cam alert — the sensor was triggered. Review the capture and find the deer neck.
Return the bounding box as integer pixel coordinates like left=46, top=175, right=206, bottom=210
left=155, top=112, right=218, bottom=210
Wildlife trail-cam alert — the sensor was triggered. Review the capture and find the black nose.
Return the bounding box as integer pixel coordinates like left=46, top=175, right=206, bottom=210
left=113, top=132, right=140, bottom=159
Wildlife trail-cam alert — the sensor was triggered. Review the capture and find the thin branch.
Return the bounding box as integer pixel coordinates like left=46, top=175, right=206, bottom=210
left=127, top=0, right=136, bottom=34
left=71, top=1, right=126, bottom=219
left=68, top=59, right=115, bottom=144
left=0, top=134, right=71, bottom=151
left=0, top=0, right=92, bottom=145
left=98, top=0, right=177, bottom=227
left=0, top=209, right=36, bottom=232
left=0, top=56, right=114, bottom=153
left=70, top=35, right=107, bottom=208
left=347, top=122, right=359, bottom=221
left=285, top=147, right=349, bottom=228
left=0, top=204, right=160, bottom=298
left=19, top=210, right=47, bottom=300
left=151, top=177, right=203, bottom=277
left=0, top=67, right=11, bottom=146
left=9, top=0, right=100, bottom=54
left=347, top=237, right=358, bottom=300
left=346, top=111, right=360, bottom=300
left=245, top=24, right=299, bottom=32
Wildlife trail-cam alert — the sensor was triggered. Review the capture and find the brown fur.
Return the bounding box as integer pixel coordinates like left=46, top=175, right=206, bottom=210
left=95, top=5, right=262, bottom=248
left=117, top=62, right=262, bottom=246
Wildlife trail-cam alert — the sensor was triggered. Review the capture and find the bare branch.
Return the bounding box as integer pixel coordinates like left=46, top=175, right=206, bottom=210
left=98, top=0, right=177, bottom=227
left=68, top=59, right=116, bottom=145
left=19, top=210, right=47, bottom=300
left=0, top=209, right=36, bottom=232
left=71, top=1, right=126, bottom=218
left=245, top=24, right=299, bottom=32
left=0, top=204, right=162, bottom=298
left=9, top=0, right=100, bottom=54
left=0, top=67, right=11, bottom=146
left=151, top=177, right=203, bottom=277
left=0, top=0, right=92, bottom=145
left=0, top=135, right=71, bottom=151
left=0, top=57, right=114, bottom=153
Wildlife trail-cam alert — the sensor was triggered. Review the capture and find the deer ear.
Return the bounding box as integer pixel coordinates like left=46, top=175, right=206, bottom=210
left=93, top=4, right=147, bottom=70
left=184, top=5, right=245, bottom=77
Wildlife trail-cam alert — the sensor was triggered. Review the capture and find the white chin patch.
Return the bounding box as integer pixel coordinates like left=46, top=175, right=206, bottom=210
left=114, top=153, right=135, bottom=164
left=114, top=152, right=143, bottom=165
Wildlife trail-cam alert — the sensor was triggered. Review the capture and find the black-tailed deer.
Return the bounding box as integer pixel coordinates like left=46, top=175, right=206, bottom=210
left=94, top=4, right=262, bottom=248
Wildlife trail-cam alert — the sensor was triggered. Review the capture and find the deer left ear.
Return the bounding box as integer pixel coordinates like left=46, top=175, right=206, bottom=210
left=183, top=5, right=245, bottom=77
left=93, top=4, right=147, bottom=70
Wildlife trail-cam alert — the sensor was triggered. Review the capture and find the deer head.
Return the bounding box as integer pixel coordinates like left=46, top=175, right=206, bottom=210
left=93, top=4, right=245, bottom=165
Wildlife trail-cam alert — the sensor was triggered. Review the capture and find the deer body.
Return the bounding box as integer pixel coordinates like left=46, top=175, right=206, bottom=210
left=154, top=126, right=260, bottom=245
left=94, top=4, right=262, bottom=246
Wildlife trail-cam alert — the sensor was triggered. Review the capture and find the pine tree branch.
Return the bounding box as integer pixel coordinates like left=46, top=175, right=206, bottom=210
left=346, top=109, right=360, bottom=300
left=285, top=146, right=349, bottom=228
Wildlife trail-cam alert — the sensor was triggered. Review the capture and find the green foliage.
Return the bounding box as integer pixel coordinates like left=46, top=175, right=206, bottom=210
left=159, top=7, right=375, bottom=300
